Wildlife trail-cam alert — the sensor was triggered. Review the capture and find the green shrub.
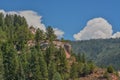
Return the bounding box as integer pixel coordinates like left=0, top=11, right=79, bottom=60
left=107, top=65, right=114, bottom=73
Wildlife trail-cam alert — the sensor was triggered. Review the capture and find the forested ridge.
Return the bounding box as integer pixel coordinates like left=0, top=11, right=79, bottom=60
left=71, top=38, right=120, bottom=70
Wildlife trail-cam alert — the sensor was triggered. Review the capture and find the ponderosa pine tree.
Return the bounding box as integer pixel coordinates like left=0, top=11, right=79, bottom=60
left=17, top=55, right=25, bottom=80
left=45, top=43, right=56, bottom=66
left=58, top=47, right=69, bottom=79
left=35, top=28, right=44, bottom=43
left=70, top=63, right=78, bottom=80
left=38, top=50, right=48, bottom=80
left=46, top=26, right=56, bottom=41
left=48, top=61, right=56, bottom=80
left=0, top=13, right=4, bottom=27
left=0, top=51, right=4, bottom=80
left=28, top=48, right=42, bottom=80
left=1, top=42, right=19, bottom=80
left=52, top=72, right=62, bottom=80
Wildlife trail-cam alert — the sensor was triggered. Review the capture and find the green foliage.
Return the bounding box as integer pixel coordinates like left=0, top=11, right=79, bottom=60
left=0, top=13, right=4, bottom=27
left=107, top=65, right=114, bottom=73
left=28, top=48, right=42, bottom=80
left=0, top=51, right=4, bottom=80
left=77, top=53, right=86, bottom=63
left=82, top=64, right=91, bottom=76
left=70, top=63, right=78, bottom=79
left=52, top=72, right=62, bottom=80
left=38, top=50, right=48, bottom=80
left=35, top=28, right=44, bottom=43
left=46, top=26, right=57, bottom=41
left=71, top=38, right=120, bottom=70
left=1, top=42, right=18, bottom=80
left=103, top=71, right=109, bottom=79
left=48, top=62, right=56, bottom=80
left=88, top=62, right=96, bottom=73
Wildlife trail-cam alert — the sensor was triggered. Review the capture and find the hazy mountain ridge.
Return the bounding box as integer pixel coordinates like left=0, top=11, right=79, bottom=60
left=70, top=38, right=120, bottom=70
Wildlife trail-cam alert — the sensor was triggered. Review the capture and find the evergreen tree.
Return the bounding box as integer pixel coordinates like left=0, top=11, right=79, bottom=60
left=20, top=49, right=29, bottom=80
left=48, top=62, right=56, bottom=80
left=88, top=61, right=95, bottom=73
left=0, top=13, right=4, bottom=27
left=46, top=26, right=56, bottom=41
left=17, top=55, right=25, bottom=80
left=45, top=43, right=56, bottom=66
left=38, top=50, right=48, bottom=80
left=82, top=64, right=90, bottom=76
left=0, top=51, right=4, bottom=80
left=52, top=72, right=62, bottom=80
left=26, top=48, right=42, bottom=80
left=1, top=42, right=19, bottom=80
left=58, top=47, right=69, bottom=79
left=35, top=28, right=44, bottom=43
left=70, top=63, right=78, bottom=80
left=77, top=62, right=84, bottom=77
left=81, top=53, right=86, bottom=63
left=107, top=65, right=114, bottom=73
left=35, top=28, right=45, bottom=50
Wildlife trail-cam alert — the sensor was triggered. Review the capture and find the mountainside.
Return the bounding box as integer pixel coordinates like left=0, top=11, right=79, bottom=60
left=0, top=13, right=120, bottom=80
left=70, top=38, right=120, bottom=70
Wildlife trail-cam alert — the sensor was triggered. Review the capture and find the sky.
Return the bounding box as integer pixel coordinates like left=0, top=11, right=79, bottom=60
left=0, top=0, right=120, bottom=40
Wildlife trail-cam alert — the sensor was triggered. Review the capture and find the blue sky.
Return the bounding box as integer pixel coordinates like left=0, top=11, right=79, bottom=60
left=0, top=0, right=120, bottom=40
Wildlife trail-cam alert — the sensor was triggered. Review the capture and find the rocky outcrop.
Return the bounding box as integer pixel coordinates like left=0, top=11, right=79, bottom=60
left=53, top=40, right=71, bottom=58
left=27, top=40, right=72, bottom=59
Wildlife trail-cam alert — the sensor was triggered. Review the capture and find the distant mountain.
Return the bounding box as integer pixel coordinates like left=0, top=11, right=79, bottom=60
left=70, top=38, right=120, bottom=70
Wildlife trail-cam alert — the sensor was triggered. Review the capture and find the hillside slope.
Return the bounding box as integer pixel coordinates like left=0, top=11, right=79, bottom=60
left=70, top=38, right=120, bottom=70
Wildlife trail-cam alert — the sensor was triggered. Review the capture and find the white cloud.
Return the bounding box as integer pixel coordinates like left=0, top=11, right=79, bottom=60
left=74, top=17, right=120, bottom=40
left=112, top=32, right=120, bottom=38
left=74, top=18, right=113, bottom=40
left=0, top=9, right=64, bottom=38
left=19, top=11, right=46, bottom=31
left=53, top=28, right=64, bottom=38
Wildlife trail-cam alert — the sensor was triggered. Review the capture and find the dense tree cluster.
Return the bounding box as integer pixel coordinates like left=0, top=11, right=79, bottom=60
left=70, top=53, right=96, bottom=80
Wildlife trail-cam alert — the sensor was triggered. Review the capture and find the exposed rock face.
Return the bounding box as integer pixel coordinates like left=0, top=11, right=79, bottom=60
left=53, top=40, right=71, bottom=58
left=29, top=26, right=36, bottom=34
left=27, top=40, right=71, bottom=59
left=64, top=43, right=71, bottom=58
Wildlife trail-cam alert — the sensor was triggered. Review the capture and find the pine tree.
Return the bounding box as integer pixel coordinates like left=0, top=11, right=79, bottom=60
left=107, top=65, right=114, bottom=73
left=0, top=13, right=4, bottom=27
left=30, top=48, right=42, bottom=80
left=46, top=26, right=56, bottom=41
left=20, top=49, right=29, bottom=80
left=17, top=55, right=25, bottom=80
left=45, top=43, right=56, bottom=66
left=52, top=72, right=62, bottom=80
left=81, top=53, right=86, bottom=63
left=35, top=28, right=44, bottom=43
left=0, top=51, right=4, bottom=80
left=38, top=50, right=48, bottom=80
left=82, top=64, right=90, bottom=76
left=58, top=47, right=69, bottom=79
left=48, top=62, right=56, bottom=80
left=70, top=63, right=78, bottom=80
left=1, top=42, right=19, bottom=80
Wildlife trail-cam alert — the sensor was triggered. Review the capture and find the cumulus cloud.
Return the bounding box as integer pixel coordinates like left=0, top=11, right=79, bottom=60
left=112, top=32, right=120, bottom=38
left=53, top=28, right=64, bottom=38
left=74, top=17, right=120, bottom=40
left=19, top=11, right=46, bottom=31
left=0, top=9, right=64, bottom=38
